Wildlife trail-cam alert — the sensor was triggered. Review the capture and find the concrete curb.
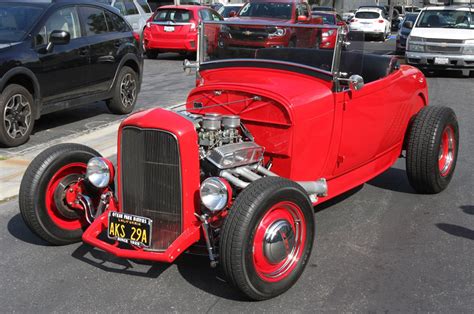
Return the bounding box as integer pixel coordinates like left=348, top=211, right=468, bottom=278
left=0, top=104, right=184, bottom=201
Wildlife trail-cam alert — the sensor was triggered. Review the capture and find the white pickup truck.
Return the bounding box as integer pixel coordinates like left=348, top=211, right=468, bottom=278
left=405, top=5, right=474, bottom=76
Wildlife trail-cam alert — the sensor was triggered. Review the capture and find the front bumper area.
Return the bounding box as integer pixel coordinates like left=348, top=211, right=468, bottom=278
left=406, top=52, right=474, bottom=70
left=82, top=210, right=201, bottom=262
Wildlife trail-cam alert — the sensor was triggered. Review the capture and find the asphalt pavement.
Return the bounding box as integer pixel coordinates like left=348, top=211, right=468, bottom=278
left=1, top=38, right=473, bottom=312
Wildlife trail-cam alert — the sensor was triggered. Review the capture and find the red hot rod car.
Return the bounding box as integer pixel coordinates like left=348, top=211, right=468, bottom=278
left=19, top=22, right=459, bottom=300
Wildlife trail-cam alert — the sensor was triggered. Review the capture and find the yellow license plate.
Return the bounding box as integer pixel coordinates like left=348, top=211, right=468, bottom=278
left=107, top=212, right=152, bottom=247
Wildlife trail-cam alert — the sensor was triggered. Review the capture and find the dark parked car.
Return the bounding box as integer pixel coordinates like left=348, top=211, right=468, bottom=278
left=396, top=12, right=419, bottom=54
left=0, top=0, right=143, bottom=147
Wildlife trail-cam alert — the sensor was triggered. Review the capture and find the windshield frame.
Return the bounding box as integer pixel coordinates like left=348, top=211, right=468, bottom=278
left=415, top=9, right=473, bottom=30
left=194, top=20, right=344, bottom=89
left=0, top=2, right=47, bottom=43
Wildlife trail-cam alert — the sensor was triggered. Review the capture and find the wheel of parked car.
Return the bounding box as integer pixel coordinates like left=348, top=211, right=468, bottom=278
left=219, top=177, right=314, bottom=300
left=146, top=49, right=159, bottom=59
left=106, top=66, right=138, bottom=115
left=406, top=106, right=459, bottom=194
left=0, top=84, right=35, bottom=147
left=19, top=143, right=102, bottom=245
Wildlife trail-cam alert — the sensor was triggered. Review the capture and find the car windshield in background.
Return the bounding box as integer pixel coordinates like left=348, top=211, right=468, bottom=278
left=219, top=6, right=242, bottom=18
left=238, top=3, right=292, bottom=20
left=0, top=3, right=44, bottom=43
left=137, top=0, right=152, bottom=13
left=355, top=11, right=380, bottom=19
left=154, top=9, right=192, bottom=23
left=416, top=10, right=473, bottom=29
left=316, top=13, right=336, bottom=25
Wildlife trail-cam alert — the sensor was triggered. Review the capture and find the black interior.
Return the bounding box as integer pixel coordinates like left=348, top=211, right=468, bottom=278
left=255, top=48, right=400, bottom=83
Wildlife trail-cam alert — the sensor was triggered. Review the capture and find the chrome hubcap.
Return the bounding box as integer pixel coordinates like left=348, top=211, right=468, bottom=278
left=263, top=219, right=296, bottom=264
left=120, top=74, right=137, bottom=108
left=3, top=94, right=32, bottom=139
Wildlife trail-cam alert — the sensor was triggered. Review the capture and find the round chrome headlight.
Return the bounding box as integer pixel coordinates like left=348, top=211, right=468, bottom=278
left=200, top=177, right=230, bottom=212
left=86, top=157, right=113, bottom=188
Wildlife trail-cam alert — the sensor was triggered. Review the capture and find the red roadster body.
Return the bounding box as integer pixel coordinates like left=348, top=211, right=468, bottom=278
left=20, top=22, right=459, bottom=301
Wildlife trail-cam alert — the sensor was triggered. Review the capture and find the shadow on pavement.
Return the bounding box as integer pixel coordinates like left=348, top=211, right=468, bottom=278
left=314, top=184, right=364, bottom=213
left=71, top=244, right=171, bottom=278
left=436, top=205, right=474, bottom=241
left=367, top=167, right=416, bottom=194
left=436, top=223, right=474, bottom=241
left=7, top=213, right=50, bottom=246
left=71, top=243, right=246, bottom=301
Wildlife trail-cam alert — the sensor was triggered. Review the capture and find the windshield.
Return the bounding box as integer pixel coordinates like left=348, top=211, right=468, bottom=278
left=218, top=6, right=242, bottom=18
left=153, top=9, right=193, bottom=23
left=0, top=3, right=44, bottom=43
left=416, top=10, right=473, bottom=29
left=355, top=11, right=380, bottom=19
left=315, top=13, right=336, bottom=25
left=238, top=3, right=293, bottom=20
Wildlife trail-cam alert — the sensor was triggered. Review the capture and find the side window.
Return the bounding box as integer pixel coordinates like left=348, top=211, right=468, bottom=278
left=105, top=10, right=131, bottom=32
left=36, top=7, right=81, bottom=46
left=114, top=0, right=139, bottom=16
left=136, top=0, right=152, bottom=14
left=210, top=10, right=223, bottom=21
left=199, top=9, right=211, bottom=21
left=81, top=6, right=108, bottom=36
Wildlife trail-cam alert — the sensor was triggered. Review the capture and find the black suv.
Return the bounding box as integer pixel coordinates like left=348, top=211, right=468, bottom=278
left=0, top=0, right=143, bottom=147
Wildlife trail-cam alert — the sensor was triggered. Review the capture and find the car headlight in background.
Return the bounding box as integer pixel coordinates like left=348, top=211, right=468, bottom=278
left=463, top=40, right=474, bottom=55
left=200, top=177, right=231, bottom=211
left=268, top=27, right=286, bottom=37
left=408, top=43, right=424, bottom=52
left=86, top=157, right=114, bottom=188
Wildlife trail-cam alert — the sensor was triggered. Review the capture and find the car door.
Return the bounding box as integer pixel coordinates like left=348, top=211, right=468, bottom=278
left=79, top=5, right=119, bottom=94
left=333, top=75, right=408, bottom=176
left=135, top=0, right=153, bottom=32
left=34, top=6, right=91, bottom=104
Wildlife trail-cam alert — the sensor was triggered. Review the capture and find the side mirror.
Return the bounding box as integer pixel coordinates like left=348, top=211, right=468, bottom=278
left=46, top=30, right=70, bottom=52
left=348, top=75, right=364, bottom=91
left=403, top=21, right=414, bottom=29
left=228, top=11, right=236, bottom=18
left=297, top=15, right=309, bottom=23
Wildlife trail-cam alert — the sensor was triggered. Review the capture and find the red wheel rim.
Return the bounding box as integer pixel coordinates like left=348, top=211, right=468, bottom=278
left=252, top=201, right=307, bottom=282
left=438, top=125, right=455, bottom=177
left=45, top=163, right=87, bottom=230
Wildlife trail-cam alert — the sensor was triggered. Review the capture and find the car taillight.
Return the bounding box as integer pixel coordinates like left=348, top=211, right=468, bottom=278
left=132, top=32, right=140, bottom=42
left=350, top=19, right=357, bottom=23
left=378, top=19, right=384, bottom=23
left=146, top=21, right=151, bottom=28
left=190, top=21, right=197, bottom=32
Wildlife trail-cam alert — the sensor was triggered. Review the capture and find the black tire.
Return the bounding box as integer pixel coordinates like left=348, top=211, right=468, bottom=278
left=19, top=143, right=101, bottom=245
left=0, top=84, right=35, bottom=147
left=406, top=106, right=459, bottom=194
left=220, top=177, right=315, bottom=300
left=146, top=49, right=159, bottom=59
left=106, top=66, right=138, bottom=114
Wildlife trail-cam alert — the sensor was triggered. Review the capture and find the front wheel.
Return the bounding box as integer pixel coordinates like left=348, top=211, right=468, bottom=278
left=19, top=143, right=101, bottom=245
left=406, top=106, right=459, bottom=194
left=220, top=177, right=315, bottom=300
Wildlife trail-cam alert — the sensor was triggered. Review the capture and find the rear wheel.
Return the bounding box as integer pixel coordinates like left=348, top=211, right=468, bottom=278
left=106, top=66, right=138, bottom=115
left=220, top=177, right=314, bottom=300
left=0, top=84, right=35, bottom=147
left=406, top=106, right=459, bottom=194
left=19, top=143, right=101, bottom=245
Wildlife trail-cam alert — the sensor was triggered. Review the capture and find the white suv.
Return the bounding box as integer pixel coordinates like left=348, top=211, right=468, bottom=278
left=101, top=0, right=153, bottom=33
left=349, top=8, right=391, bottom=41
left=406, top=5, right=474, bottom=76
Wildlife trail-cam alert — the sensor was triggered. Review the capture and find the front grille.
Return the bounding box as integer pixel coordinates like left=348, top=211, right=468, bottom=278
left=426, top=45, right=462, bottom=54
left=427, top=38, right=464, bottom=44
left=230, top=27, right=270, bottom=41
left=121, top=127, right=182, bottom=251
